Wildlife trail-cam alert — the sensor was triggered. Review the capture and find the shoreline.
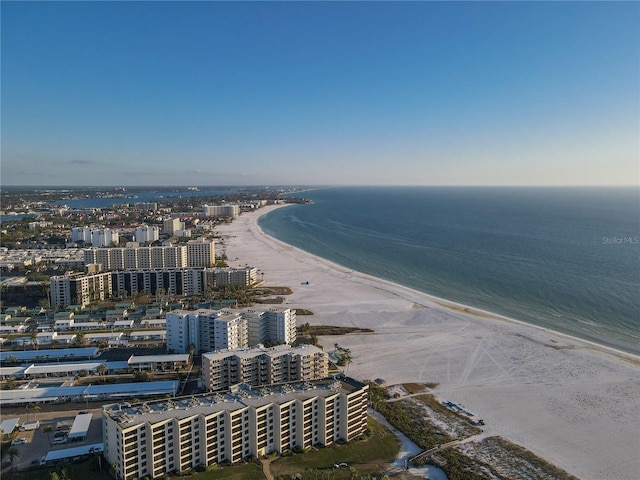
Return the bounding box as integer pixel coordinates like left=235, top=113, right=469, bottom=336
left=217, top=205, right=640, bottom=480
left=256, top=204, right=639, bottom=363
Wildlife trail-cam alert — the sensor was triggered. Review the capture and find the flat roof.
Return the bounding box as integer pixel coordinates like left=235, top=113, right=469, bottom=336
left=0, top=381, right=179, bottom=405
left=0, top=418, right=20, bottom=434
left=84, top=333, right=123, bottom=339
left=128, top=354, right=189, bottom=364
left=0, top=366, right=27, bottom=376
left=23, top=361, right=129, bottom=375
left=44, top=443, right=103, bottom=462
left=68, top=413, right=92, bottom=439
left=104, top=377, right=365, bottom=427
left=130, top=330, right=166, bottom=336
left=0, top=348, right=99, bottom=362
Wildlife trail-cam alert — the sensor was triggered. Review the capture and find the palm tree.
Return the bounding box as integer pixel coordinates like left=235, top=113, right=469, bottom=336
left=33, top=404, right=41, bottom=422
left=43, top=425, right=53, bottom=446
left=6, top=446, right=19, bottom=471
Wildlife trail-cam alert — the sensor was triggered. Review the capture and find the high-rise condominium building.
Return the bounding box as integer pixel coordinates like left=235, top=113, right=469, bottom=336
left=134, top=225, right=160, bottom=243
left=203, top=204, right=240, bottom=218
left=83, top=240, right=215, bottom=270
left=50, top=272, right=112, bottom=307
left=163, top=218, right=183, bottom=235
left=166, top=308, right=296, bottom=354
left=202, top=344, right=328, bottom=391
left=102, top=377, right=368, bottom=480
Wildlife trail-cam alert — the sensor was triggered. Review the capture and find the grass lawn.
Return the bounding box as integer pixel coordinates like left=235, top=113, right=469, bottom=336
left=2, top=460, right=112, bottom=480
left=270, top=417, right=399, bottom=480
left=3, top=461, right=265, bottom=480
left=174, top=463, right=265, bottom=480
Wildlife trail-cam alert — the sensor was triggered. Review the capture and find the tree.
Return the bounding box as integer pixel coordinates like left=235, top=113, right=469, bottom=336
left=188, top=344, right=195, bottom=357
left=75, top=332, right=86, bottom=346
left=33, top=404, right=41, bottom=421
left=97, top=363, right=108, bottom=380
left=44, top=425, right=53, bottom=446
left=6, top=446, right=19, bottom=471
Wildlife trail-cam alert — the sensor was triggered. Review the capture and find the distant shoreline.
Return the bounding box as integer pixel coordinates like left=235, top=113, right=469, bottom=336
left=216, top=204, right=640, bottom=479
left=254, top=204, right=640, bottom=363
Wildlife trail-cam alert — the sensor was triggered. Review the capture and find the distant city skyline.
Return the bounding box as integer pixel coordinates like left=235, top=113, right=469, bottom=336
left=1, top=1, right=638, bottom=187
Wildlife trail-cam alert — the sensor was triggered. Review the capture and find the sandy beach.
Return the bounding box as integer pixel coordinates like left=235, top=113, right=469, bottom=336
left=217, top=205, right=640, bottom=480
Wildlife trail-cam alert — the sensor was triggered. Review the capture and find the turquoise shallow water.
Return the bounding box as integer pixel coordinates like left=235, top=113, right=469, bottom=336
left=259, top=186, right=640, bottom=355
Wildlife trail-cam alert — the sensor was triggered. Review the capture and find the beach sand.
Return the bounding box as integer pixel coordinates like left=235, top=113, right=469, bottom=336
left=217, top=205, right=640, bottom=480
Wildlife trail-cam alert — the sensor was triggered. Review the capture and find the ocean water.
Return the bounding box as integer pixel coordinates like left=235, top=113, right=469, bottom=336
left=259, top=187, right=640, bottom=355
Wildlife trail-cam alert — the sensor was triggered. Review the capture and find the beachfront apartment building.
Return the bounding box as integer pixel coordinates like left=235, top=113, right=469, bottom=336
left=202, top=344, right=328, bottom=391
left=50, top=266, right=257, bottom=307
left=206, top=267, right=258, bottom=286
left=102, top=377, right=368, bottom=480
left=185, top=239, right=217, bottom=268
left=166, top=308, right=296, bottom=354
left=203, top=204, right=241, bottom=218
left=83, top=240, right=215, bottom=270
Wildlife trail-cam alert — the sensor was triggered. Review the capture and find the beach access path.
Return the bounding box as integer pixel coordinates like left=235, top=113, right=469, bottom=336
left=217, top=205, right=640, bottom=480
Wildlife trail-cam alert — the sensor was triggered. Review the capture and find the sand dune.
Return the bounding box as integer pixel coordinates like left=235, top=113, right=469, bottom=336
left=217, top=205, right=640, bottom=480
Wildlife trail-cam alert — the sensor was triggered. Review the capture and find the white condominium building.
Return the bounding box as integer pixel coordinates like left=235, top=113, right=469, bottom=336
left=102, top=377, right=368, bottom=480
left=206, top=267, right=258, bottom=286
left=166, top=308, right=296, bottom=354
left=203, top=204, right=240, bottom=218
left=202, top=344, right=329, bottom=391
left=163, top=217, right=183, bottom=235
left=51, top=272, right=113, bottom=307
left=134, top=225, right=160, bottom=243
left=83, top=240, right=215, bottom=270
left=167, top=309, right=248, bottom=354
left=71, top=227, right=119, bottom=247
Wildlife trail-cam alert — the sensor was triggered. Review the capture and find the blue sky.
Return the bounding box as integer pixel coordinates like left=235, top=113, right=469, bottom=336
left=1, top=1, right=638, bottom=186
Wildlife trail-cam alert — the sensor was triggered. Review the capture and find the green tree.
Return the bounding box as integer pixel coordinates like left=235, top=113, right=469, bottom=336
left=33, top=404, right=41, bottom=421
left=43, top=425, right=53, bottom=446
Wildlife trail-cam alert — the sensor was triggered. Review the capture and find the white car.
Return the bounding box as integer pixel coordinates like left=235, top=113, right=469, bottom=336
left=11, top=438, right=27, bottom=445
left=52, top=437, right=67, bottom=445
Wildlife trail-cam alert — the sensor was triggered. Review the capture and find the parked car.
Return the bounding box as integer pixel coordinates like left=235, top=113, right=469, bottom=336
left=11, top=438, right=27, bottom=445
left=52, top=437, right=67, bottom=445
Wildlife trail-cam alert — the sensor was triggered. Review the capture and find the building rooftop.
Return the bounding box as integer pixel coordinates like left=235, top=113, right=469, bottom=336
left=104, top=376, right=364, bottom=427
left=0, top=347, right=99, bottom=362
left=204, top=343, right=324, bottom=362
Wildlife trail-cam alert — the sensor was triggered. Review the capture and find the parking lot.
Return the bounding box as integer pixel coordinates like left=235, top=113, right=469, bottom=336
left=3, top=406, right=104, bottom=471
